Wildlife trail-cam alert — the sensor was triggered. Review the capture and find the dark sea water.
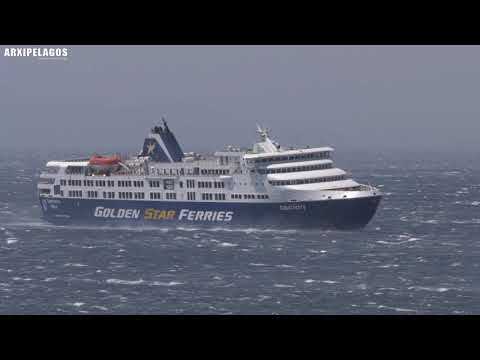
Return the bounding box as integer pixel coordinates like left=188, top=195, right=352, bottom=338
left=1, top=149, right=479, bottom=314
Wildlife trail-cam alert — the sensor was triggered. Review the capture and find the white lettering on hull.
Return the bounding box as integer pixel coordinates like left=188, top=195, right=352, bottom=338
left=179, top=209, right=233, bottom=222
left=94, top=207, right=141, bottom=219
left=94, top=207, right=232, bottom=222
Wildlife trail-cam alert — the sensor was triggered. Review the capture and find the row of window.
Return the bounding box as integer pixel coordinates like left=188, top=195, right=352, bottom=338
left=200, top=169, right=230, bottom=175
left=117, top=192, right=145, bottom=199
left=269, top=175, right=345, bottom=186
left=230, top=194, right=269, bottom=200
left=150, top=192, right=162, bottom=200
left=149, top=192, right=177, bottom=200
left=166, top=193, right=177, bottom=200
left=65, top=166, right=83, bottom=175
left=104, top=192, right=116, bottom=199
left=62, top=180, right=116, bottom=187
left=134, top=192, right=145, bottom=199
left=197, top=181, right=225, bottom=189
left=63, top=180, right=81, bottom=186
left=68, top=190, right=82, bottom=197
left=61, top=190, right=271, bottom=201
left=257, top=163, right=332, bottom=174
left=149, top=180, right=161, bottom=188
left=60, top=178, right=228, bottom=190
left=201, top=193, right=226, bottom=201
left=253, top=152, right=329, bottom=164
left=119, top=192, right=133, bottom=199
left=148, top=168, right=230, bottom=176
left=87, top=191, right=99, bottom=198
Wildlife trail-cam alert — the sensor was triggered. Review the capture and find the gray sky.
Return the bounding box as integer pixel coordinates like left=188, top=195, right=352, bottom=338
left=1, top=45, right=480, bottom=153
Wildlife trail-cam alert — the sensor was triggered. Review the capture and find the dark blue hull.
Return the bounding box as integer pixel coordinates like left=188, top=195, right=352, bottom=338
left=39, top=196, right=382, bottom=230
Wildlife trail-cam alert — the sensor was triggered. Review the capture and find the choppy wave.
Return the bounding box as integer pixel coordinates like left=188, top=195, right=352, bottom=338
left=106, top=279, right=184, bottom=287
left=1, top=150, right=479, bottom=314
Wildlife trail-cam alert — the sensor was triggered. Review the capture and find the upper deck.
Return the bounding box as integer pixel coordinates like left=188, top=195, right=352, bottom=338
left=244, top=146, right=333, bottom=161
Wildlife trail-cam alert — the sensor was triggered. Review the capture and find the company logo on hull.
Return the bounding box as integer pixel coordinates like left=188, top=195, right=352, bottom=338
left=94, top=207, right=141, bottom=219
left=94, top=207, right=234, bottom=222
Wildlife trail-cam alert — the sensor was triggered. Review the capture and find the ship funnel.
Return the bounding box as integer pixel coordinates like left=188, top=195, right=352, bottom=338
left=138, top=118, right=185, bottom=162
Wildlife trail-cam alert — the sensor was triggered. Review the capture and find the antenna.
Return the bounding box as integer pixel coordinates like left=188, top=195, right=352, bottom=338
left=162, top=116, right=169, bottom=132
left=256, top=123, right=268, bottom=141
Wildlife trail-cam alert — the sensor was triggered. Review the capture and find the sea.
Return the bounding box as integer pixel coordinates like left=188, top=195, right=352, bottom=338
left=0, top=149, right=479, bottom=314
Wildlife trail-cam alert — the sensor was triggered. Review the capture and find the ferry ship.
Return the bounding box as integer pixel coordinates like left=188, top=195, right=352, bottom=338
left=37, top=119, right=382, bottom=229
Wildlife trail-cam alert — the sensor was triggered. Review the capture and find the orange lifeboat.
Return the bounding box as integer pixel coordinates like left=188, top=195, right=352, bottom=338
left=89, top=154, right=121, bottom=167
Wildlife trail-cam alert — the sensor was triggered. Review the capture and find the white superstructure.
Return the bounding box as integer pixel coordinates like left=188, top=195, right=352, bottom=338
left=38, top=122, right=380, bottom=205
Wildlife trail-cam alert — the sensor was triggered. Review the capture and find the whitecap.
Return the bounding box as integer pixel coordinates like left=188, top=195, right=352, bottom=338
left=106, top=278, right=145, bottom=285
left=150, top=281, right=184, bottom=286
left=64, top=263, right=88, bottom=267
left=218, top=242, right=238, bottom=247
left=378, top=264, right=399, bottom=268
left=322, top=280, right=338, bottom=284
left=377, top=240, right=393, bottom=245
left=273, top=284, right=295, bottom=288
left=452, top=219, right=480, bottom=224
left=408, top=286, right=451, bottom=292
left=377, top=305, right=417, bottom=312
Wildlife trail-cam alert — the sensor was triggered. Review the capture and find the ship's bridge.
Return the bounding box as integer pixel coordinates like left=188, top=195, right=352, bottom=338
left=266, top=159, right=332, bottom=170
left=244, top=147, right=333, bottom=167
left=267, top=168, right=346, bottom=183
